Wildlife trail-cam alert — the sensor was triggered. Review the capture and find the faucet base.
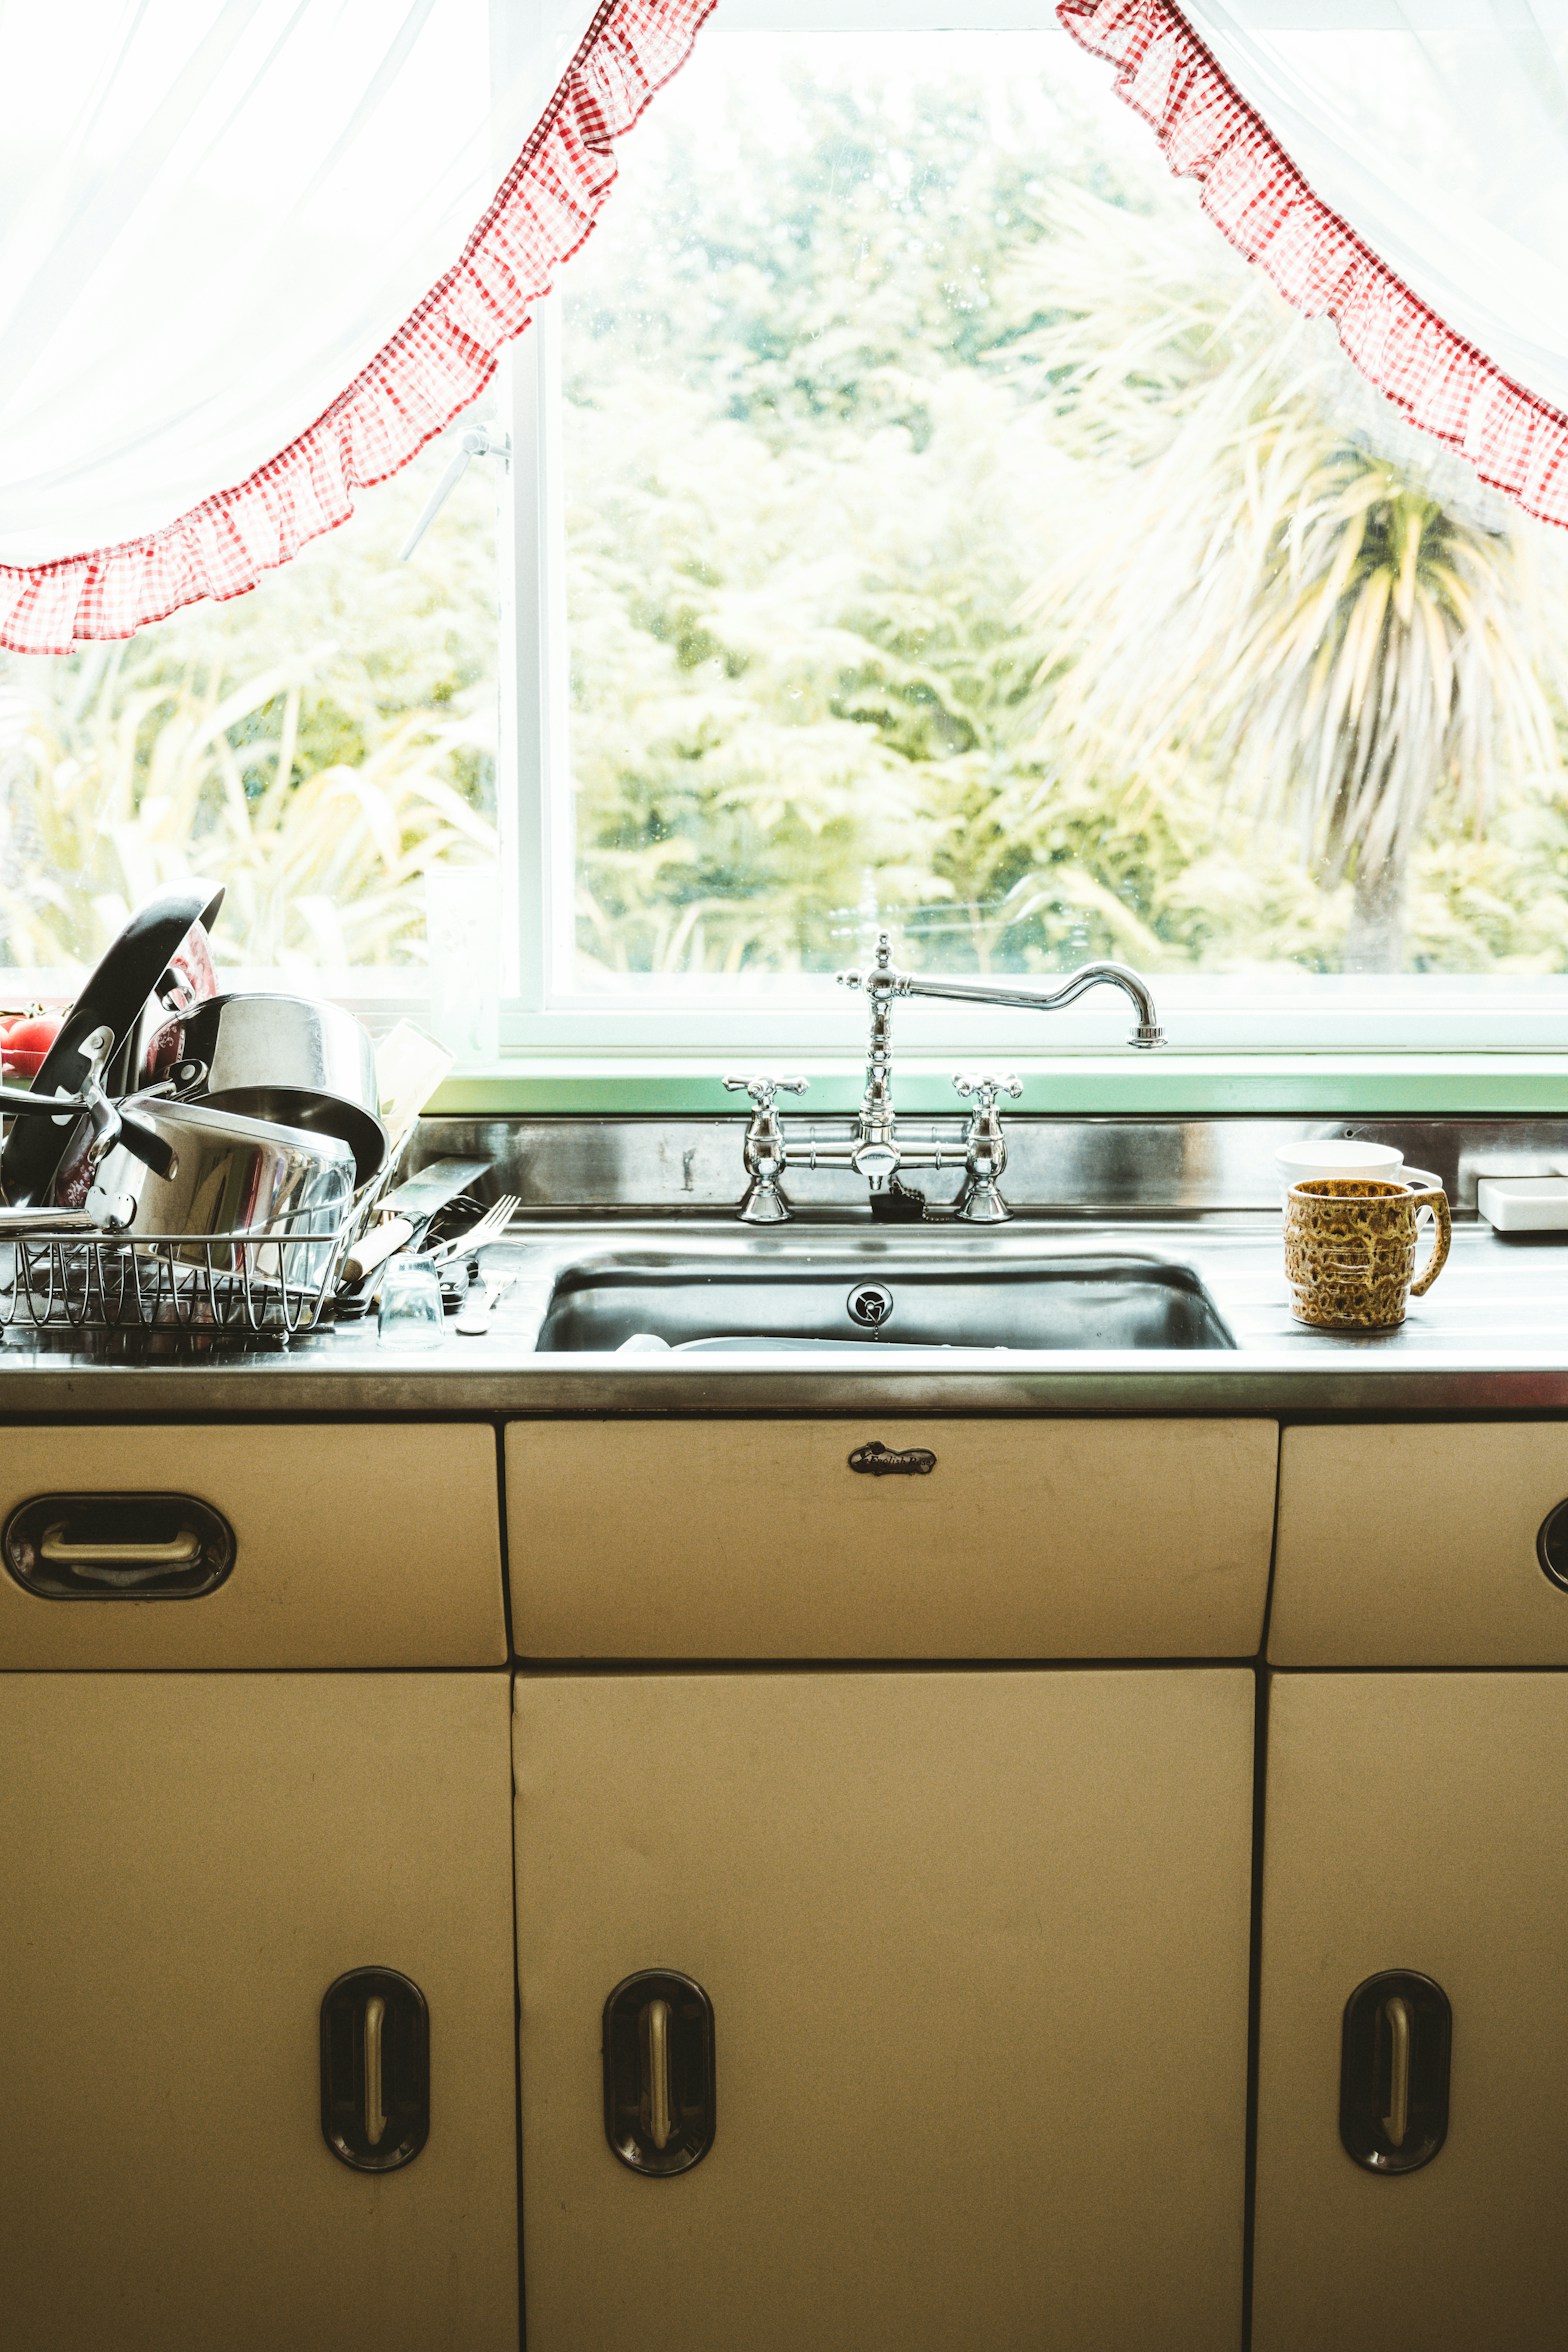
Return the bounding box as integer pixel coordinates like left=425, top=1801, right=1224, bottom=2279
left=737, top=1179, right=792, bottom=1225
left=954, top=1179, right=1012, bottom=1225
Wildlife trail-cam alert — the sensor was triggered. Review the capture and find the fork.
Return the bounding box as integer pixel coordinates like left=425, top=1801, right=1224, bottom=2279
left=424, top=1193, right=518, bottom=1268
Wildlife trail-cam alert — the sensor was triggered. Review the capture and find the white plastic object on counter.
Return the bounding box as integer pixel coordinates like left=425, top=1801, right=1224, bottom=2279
left=1476, top=1177, right=1568, bottom=1232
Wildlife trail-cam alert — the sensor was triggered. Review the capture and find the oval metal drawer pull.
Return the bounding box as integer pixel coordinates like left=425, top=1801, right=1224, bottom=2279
left=321, top=1968, right=428, bottom=2172
left=3, top=1492, right=234, bottom=1598
left=604, top=1970, right=715, bottom=2177
left=1340, top=1969, right=1451, bottom=2173
left=1536, top=1498, right=1568, bottom=1590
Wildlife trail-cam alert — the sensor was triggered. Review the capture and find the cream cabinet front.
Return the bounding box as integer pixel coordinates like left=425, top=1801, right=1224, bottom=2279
left=1253, top=1672, right=1568, bottom=2352
left=0, top=1671, right=519, bottom=2352
left=515, top=1666, right=1255, bottom=2352
left=506, top=1416, right=1279, bottom=1657
left=1271, top=1422, right=1568, bottom=1667
left=0, top=1421, right=507, bottom=1668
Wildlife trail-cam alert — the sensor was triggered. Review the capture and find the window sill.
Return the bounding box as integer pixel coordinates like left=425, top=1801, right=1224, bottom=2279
left=427, top=1052, right=1568, bottom=1119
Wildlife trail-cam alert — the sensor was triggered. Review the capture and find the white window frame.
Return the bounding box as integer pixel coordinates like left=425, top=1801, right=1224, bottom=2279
left=479, top=0, right=1568, bottom=1061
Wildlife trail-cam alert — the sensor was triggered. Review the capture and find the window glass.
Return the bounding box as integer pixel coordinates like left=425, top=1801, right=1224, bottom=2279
left=559, top=26, right=1568, bottom=994
left=0, top=416, right=499, bottom=982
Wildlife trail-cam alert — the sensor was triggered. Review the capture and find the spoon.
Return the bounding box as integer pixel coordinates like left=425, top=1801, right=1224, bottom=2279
left=456, top=1269, right=517, bottom=1336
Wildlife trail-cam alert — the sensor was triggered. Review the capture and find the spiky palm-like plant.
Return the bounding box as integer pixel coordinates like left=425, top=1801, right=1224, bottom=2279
left=1213, top=448, right=1553, bottom=968
left=1011, top=182, right=1561, bottom=970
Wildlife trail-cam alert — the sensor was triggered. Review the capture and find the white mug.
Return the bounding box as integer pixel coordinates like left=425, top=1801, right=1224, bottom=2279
left=1273, top=1141, right=1431, bottom=1202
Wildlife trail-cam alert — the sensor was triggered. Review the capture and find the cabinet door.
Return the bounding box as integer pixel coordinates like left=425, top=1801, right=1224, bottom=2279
left=516, top=1668, right=1254, bottom=2352
left=1254, top=1673, right=1568, bottom=2352
left=0, top=1673, right=518, bottom=2352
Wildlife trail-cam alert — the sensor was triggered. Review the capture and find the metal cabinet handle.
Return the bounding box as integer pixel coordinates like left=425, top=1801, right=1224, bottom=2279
left=362, top=1994, right=387, bottom=2152
left=848, top=1440, right=937, bottom=1477
left=604, top=1971, right=715, bottom=2177
left=321, top=1968, right=428, bottom=2172
left=38, top=1531, right=203, bottom=1568
left=1340, top=1970, right=1451, bottom=2173
left=644, top=1996, right=673, bottom=2152
left=1382, top=1994, right=1411, bottom=2150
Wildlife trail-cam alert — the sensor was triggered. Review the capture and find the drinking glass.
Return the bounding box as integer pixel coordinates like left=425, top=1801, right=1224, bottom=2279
left=377, top=1257, right=446, bottom=1348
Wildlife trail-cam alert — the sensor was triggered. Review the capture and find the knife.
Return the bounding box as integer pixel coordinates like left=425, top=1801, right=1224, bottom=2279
left=376, top=1157, right=492, bottom=1220
left=341, top=1158, right=492, bottom=1284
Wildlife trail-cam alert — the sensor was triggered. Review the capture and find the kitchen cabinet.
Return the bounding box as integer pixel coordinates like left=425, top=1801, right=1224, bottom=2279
left=506, top=1415, right=1278, bottom=1657
left=1272, top=1422, right=1568, bottom=1665
left=0, top=1421, right=507, bottom=1668
left=1252, top=1672, right=1568, bottom=2352
left=516, top=1665, right=1254, bottom=2352
left=0, top=1671, right=518, bottom=2352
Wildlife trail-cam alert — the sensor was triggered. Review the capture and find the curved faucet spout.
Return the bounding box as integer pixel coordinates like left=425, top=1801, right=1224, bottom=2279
left=896, top=959, right=1165, bottom=1048
left=836, top=938, right=1165, bottom=1049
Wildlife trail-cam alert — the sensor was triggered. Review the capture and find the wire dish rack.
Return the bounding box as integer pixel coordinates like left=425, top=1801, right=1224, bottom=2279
left=0, top=1208, right=348, bottom=1339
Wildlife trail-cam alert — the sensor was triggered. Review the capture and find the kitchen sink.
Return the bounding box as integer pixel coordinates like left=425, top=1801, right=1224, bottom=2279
left=534, top=1251, right=1236, bottom=1353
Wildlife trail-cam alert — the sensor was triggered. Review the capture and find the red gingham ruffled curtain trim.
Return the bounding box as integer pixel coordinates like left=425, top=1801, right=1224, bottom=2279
left=1058, top=0, right=1568, bottom=532
left=0, top=0, right=717, bottom=656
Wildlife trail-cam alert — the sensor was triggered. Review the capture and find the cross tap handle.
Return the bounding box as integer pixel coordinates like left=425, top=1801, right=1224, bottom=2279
left=723, top=1073, right=809, bottom=1113
left=952, top=1071, right=1023, bottom=1113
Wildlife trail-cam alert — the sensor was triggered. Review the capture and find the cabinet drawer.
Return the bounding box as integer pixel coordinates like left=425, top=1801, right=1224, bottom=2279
left=0, top=1424, right=505, bottom=1668
left=506, top=1417, right=1278, bottom=1658
left=1272, top=1422, right=1568, bottom=1665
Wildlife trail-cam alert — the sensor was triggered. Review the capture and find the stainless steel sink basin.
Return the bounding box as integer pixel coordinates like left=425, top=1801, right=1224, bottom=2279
left=535, top=1252, right=1236, bottom=1354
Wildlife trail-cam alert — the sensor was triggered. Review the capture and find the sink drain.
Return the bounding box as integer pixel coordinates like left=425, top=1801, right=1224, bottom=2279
left=846, top=1282, right=895, bottom=1330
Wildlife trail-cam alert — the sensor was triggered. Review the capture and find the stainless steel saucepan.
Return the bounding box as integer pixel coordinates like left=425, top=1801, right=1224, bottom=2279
left=0, top=1094, right=355, bottom=1292
left=83, top=1097, right=356, bottom=1267
left=145, top=993, right=387, bottom=1189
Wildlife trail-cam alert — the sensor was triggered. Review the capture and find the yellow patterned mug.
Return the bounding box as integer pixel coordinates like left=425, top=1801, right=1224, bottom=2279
left=1283, top=1174, right=1452, bottom=1331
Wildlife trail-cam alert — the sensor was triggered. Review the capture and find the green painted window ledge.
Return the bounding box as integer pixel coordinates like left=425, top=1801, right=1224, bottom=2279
left=428, top=1054, right=1568, bottom=1118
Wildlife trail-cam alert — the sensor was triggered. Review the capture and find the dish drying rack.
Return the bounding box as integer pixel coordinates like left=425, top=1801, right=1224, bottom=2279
left=0, top=1200, right=364, bottom=1341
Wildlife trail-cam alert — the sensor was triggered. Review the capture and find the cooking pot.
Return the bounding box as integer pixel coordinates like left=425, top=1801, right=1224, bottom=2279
left=83, top=1095, right=355, bottom=1260
left=147, top=993, right=386, bottom=1189
left=0, top=1097, right=355, bottom=1300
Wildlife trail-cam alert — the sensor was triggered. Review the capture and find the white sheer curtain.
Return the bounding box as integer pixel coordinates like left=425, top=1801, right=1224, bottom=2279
left=1181, top=2, right=1568, bottom=416
left=0, top=2, right=608, bottom=570
left=1061, top=0, right=1568, bottom=523
left=6, top=2, right=1566, bottom=638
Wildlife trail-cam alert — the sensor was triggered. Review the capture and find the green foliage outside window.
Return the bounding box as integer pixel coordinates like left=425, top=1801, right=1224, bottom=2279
left=563, top=40, right=1568, bottom=980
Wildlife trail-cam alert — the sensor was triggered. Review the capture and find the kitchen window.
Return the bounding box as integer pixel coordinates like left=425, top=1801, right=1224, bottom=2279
left=6, top=1, right=1568, bottom=1057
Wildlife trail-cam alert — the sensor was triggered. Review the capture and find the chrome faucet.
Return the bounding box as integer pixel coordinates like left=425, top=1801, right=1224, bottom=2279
left=724, top=934, right=1165, bottom=1224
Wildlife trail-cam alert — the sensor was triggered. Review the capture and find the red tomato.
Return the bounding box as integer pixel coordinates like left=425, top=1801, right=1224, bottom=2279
left=0, top=1009, right=64, bottom=1082
left=1, top=1014, right=62, bottom=1055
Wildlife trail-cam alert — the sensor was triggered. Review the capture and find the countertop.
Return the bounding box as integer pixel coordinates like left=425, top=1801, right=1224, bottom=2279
left=3, top=1216, right=1568, bottom=1415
